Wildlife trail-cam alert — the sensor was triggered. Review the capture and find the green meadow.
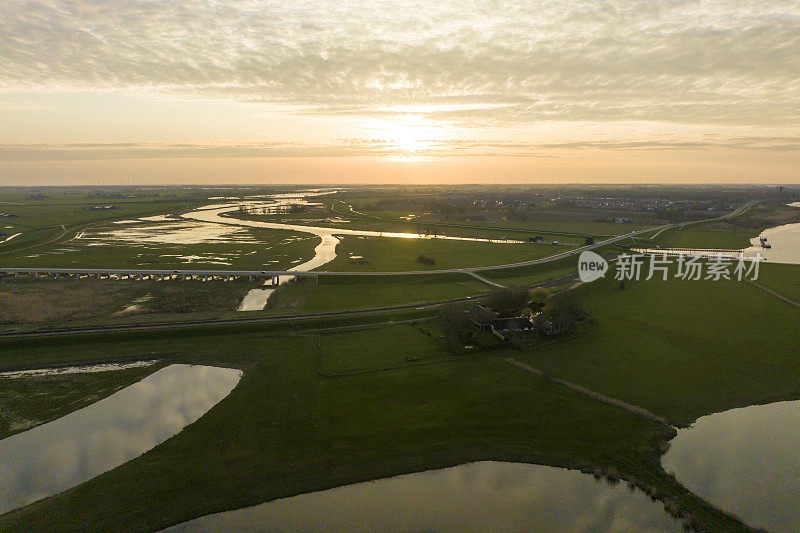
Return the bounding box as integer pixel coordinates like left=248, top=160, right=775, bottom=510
left=323, top=236, right=570, bottom=271
left=2, top=266, right=798, bottom=531
left=267, top=273, right=488, bottom=315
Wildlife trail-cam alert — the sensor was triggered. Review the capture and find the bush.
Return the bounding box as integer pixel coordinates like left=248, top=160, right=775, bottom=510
left=416, top=254, right=436, bottom=265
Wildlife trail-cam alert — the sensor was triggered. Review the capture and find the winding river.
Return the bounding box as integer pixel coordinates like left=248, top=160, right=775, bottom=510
left=661, top=399, right=800, bottom=533
left=182, top=191, right=551, bottom=310
left=0, top=364, right=242, bottom=514
left=165, top=461, right=682, bottom=532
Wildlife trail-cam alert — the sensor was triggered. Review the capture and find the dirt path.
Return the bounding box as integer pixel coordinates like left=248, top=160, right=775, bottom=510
left=505, top=358, right=671, bottom=426
left=746, top=279, right=800, bottom=310
left=466, top=271, right=506, bottom=288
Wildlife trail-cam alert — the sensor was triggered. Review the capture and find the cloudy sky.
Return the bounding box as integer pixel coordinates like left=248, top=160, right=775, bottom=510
left=1, top=0, right=798, bottom=184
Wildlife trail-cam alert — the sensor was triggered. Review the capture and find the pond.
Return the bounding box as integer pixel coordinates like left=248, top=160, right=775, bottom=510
left=165, top=461, right=682, bottom=532
left=0, top=364, right=242, bottom=514
left=661, top=399, right=800, bottom=533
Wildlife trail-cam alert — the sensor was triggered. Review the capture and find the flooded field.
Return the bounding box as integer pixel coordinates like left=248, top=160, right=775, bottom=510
left=0, top=364, right=242, bottom=514
left=662, top=400, right=800, bottom=532
left=0, top=360, right=159, bottom=378
left=166, top=461, right=681, bottom=532
left=79, top=221, right=261, bottom=246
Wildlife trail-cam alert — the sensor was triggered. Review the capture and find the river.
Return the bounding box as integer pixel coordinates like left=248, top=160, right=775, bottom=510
left=165, top=461, right=682, bottom=532
left=0, top=364, right=242, bottom=514
left=661, top=399, right=800, bottom=533
left=182, top=191, right=541, bottom=311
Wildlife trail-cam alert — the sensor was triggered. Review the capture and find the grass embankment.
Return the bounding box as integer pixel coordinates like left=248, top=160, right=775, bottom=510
left=267, top=273, right=487, bottom=315
left=323, top=236, right=569, bottom=272
left=651, top=227, right=754, bottom=249
left=0, top=365, right=162, bottom=439
left=479, top=255, right=580, bottom=286
left=0, top=278, right=256, bottom=332
left=1, top=270, right=794, bottom=530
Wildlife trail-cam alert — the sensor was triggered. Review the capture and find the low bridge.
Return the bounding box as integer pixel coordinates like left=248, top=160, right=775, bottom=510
left=0, top=267, right=291, bottom=284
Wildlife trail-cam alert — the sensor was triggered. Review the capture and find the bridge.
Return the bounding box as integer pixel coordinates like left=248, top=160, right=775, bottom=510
left=0, top=268, right=288, bottom=283
left=629, top=247, right=749, bottom=258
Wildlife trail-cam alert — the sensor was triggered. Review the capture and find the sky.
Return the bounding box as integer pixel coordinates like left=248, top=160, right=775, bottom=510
left=0, top=0, right=798, bottom=185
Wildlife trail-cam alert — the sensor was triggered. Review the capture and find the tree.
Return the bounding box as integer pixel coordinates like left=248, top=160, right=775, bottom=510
left=529, top=287, right=551, bottom=310
left=437, top=303, right=473, bottom=354
left=541, top=293, right=590, bottom=335
left=487, top=286, right=529, bottom=316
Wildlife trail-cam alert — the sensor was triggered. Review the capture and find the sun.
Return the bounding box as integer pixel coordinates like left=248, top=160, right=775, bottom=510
left=363, top=115, right=449, bottom=159
left=385, top=122, right=433, bottom=153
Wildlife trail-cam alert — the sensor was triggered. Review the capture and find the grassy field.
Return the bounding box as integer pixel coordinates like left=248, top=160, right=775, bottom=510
left=2, top=264, right=798, bottom=530
left=267, top=274, right=488, bottom=314
left=316, top=322, right=451, bottom=375
left=0, top=326, right=740, bottom=532
left=0, top=365, right=162, bottom=439
left=515, top=270, right=800, bottom=427
left=340, top=197, right=663, bottom=237
left=2, top=189, right=797, bottom=531
left=754, top=263, right=800, bottom=303
left=651, top=227, right=754, bottom=249
left=0, top=278, right=257, bottom=332
left=323, top=236, right=570, bottom=272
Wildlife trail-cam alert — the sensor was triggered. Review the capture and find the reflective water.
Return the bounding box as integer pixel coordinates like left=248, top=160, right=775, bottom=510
left=742, top=222, right=800, bottom=265
left=661, top=400, right=800, bottom=533
left=165, top=461, right=681, bottom=532
left=237, top=287, right=276, bottom=311
left=80, top=221, right=257, bottom=245
left=186, top=193, right=571, bottom=311
left=0, top=364, right=242, bottom=514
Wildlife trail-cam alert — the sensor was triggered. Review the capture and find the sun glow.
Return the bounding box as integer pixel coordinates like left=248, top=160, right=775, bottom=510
left=364, top=116, right=452, bottom=159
